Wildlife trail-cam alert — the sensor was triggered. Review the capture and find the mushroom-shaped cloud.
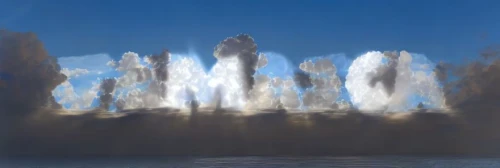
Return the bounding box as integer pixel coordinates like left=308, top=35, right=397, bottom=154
left=213, top=34, right=259, bottom=99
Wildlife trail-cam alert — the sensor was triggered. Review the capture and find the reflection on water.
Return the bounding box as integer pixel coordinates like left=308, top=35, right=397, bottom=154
left=1, top=156, right=500, bottom=168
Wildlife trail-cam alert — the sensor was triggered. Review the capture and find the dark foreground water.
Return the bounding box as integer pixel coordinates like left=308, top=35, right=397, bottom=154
left=2, top=156, right=500, bottom=168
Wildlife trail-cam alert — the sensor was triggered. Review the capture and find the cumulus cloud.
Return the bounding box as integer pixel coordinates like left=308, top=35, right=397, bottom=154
left=166, top=57, right=209, bottom=108
left=52, top=81, right=78, bottom=107
left=207, top=57, right=246, bottom=109
left=99, top=78, right=117, bottom=110
left=107, top=52, right=152, bottom=89
left=114, top=52, right=143, bottom=72
left=299, top=58, right=337, bottom=75
left=279, top=78, right=301, bottom=109
left=53, top=80, right=101, bottom=109
left=296, top=58, right=343, bottom=110
left=346, top=51, right=445, bottom=112
left=91, top=51, right=245, bottom=111
left=246, top=74, right=279, bottom=110
left=53, top=53, right=115, bottom=110
left=214, top=34, right=259, bottom=99
left=26, top=33, right=446, bottom=114
left=147, top=50, right=170, bottom=99
left=5, top=30, right=500, bottom=158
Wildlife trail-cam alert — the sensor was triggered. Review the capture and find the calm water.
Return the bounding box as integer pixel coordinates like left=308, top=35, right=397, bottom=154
left=2, top=156, right=500, bottom=168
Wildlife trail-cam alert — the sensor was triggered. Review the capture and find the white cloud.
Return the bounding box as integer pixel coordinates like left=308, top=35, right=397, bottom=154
left=106, top=60, right=116, bottom=67
left=58, top=53, right=114, bottom=74
left=115, top=52, right=143, bottom=71
left=345, top=51, right=445, bottom=112
left=52, top=80, right=100, bottom=110
left=298, top=58, right=342, bottom=110
left=60, top=68, right=90, bottom=78
left=299, top=58, right=337, bottom=75
left=53, top=49, right=444, bottom=113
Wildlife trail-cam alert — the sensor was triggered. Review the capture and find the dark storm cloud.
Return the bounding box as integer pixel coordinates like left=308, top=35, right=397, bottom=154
left=99, top=78, right=117, bottom=111
left=431, top=45, right=500, bottom=109
left=442, top=60, right=500, bottom=108
left=433, top=62, right=450, bottom=83
left=0, top=30, right=67, bottom=113
left=214, top=34, right=258, bottom=98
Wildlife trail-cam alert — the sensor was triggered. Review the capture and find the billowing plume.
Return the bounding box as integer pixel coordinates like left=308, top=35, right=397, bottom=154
left=99, top=78, right=117, bottom=111
left=0, top=30, right=67, bottom=112
left=438, top=47, right=500, bottom=108
left=147, top=50, right=170, bottom=99
left=214, top=34, right=258, bottom=99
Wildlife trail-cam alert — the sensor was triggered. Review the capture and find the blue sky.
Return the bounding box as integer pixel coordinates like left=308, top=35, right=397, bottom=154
left=2, top=0, right=499, bottom=110
left=2, top=0, right=500, bottom=66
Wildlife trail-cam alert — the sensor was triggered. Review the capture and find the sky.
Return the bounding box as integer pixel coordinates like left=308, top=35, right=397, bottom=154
left=1, top=0, right=499, bottom=111
left=2, top=0, right=500, bottom=66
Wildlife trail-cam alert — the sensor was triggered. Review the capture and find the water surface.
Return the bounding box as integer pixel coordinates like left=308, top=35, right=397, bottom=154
left=2, top=156, right=500, bottom=168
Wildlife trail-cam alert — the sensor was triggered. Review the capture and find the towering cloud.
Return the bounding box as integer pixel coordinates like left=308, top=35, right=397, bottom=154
left=346, top=51, right=444, bottom=111
left=214, top=34, right=259, bottom=99
left=0, top=30, right=67, bottom=112
left=99, top=78, right=117, bottom=111
left=147, top=50, right=171, bottom=100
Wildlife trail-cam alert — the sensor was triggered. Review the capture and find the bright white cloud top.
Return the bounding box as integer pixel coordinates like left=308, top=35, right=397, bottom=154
left=345, top=51, right=445, bottom=112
